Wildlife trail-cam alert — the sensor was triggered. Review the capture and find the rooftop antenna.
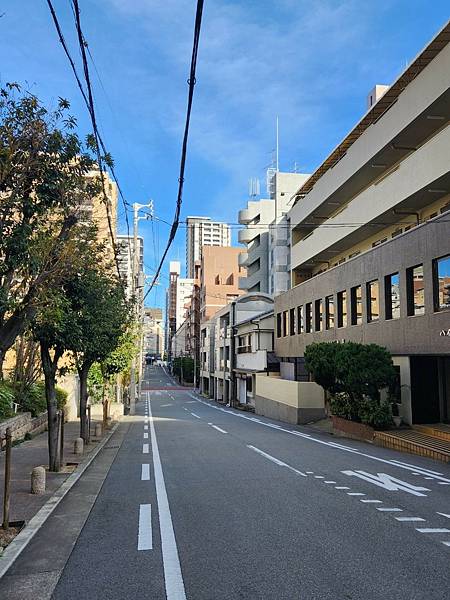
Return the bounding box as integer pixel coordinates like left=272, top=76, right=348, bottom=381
left=276, top=116, right=279, bottom=172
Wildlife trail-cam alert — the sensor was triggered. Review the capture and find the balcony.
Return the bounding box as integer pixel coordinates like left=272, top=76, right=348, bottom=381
left=236, top=349, right=267, bottom=371
left=238, top=251, right=249, bottom=267
left=238, top=228, right=256, bottom=244
left=238, top=276, right=248, bottom=290
left=238, top=208, right=252, bottom=224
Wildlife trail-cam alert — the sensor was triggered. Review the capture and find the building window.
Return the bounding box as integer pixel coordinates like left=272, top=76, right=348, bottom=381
left=297, top=305, right=304, bottom=334
left=276, top=313, right=282, bottom=338
left=433, top=254, right=450, bottom=311
left=337, top=291, right=347, bottom=328
left=406, top=264, right=425, bottom=316
left=289, top=308, right=296, bottom=335
left=314, top=299, right=323, bottom=332
left=385, top=273, right=400, bottom=320
left=305, top=303, right=312, bottom=333
left=366, top=280, right=380, bottom=322
left=350, top=285, right=362, bottom=325
left=325, top=295, right=335, bottom=329
left=282, top=311, right=288, bottom=337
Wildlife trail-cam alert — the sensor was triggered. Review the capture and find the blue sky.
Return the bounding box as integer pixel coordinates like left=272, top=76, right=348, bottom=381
left=1, top=1, right=449, bottom=309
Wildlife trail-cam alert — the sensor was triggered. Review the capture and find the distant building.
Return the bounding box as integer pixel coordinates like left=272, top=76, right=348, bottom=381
left=238, top=171, right=309, bottom=296
left=116, top=236, right=144, bottom=301
left=186, top=216, right=230, bottom=278
left=166, top=260, right=194, bottom=358
left=143, top=307, right=164, bottom=357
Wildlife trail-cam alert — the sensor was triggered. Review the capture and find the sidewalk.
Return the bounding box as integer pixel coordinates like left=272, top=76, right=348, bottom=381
left=0, top=417, right=107, bottom=527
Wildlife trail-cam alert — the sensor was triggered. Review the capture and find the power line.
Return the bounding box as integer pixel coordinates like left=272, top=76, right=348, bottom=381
left=46, top=0, right=133, bottom=276
left=144, top=0, right=204, bottom=301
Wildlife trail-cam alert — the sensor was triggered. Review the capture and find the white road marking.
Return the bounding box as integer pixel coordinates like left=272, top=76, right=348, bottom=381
left=395, top=517, right=425, bottom=522
left=144, top=425, right=149, bottom=430
left=306, top=471, right=314, bottom=474
left=416, top=528, right=450, bottom=534
left=347, top=493, right=365, bottom=496
left=376, top=508, right=403, bottom=512
left=342, top=470, right=429, bottom=497
left=314, top=476, right=324, bottom=479
left=335, top=487, right=350, bottom=490
left=186, top=401, right=196, bottom=404
left=144, top=433, right=149, bottom=439
left=424, top=477, right=435, bottom=480
left=138, top=504, right=153, bottom=550
left=148, top=394, right=187, bottom=600
left=442, top=541, right=450, bottom=547
left=192, top=396, right=450, bottom=482
left=438, top=482, right=450, bottom=485
left=190, top=412, right=201, bottom=419
left=437, top=513, right=450, bottom=519
left=210, top=424, right=228, bottom=434
left=324, top=481, right=336, bottom=484
left=160, top=404, right=172, bottom=408
left=141, top=464, right=150, bottom=481
left=143, top=444, right=149, bottom=454
left=360, top=499, right=382, bottom=503
left=247, top=445, right=307, bottom=476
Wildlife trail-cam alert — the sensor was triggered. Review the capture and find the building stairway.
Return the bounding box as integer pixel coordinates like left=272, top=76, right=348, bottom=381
left=374, top=425, right=450, bottom=463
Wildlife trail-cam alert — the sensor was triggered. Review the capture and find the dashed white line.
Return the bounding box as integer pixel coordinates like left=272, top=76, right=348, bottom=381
left=144, top=425, right=149, bottom=430
left=306, top=471, right=314, bottom=474
left=347, top=492, right=365, bottom=496
left=143, top=443, right=149, bottom=454
left=335, top=486, right=350, bottom=490
left=138, top=504, right=153, bottom=550
left=314, top=476, right=324, bottom=479
left=416, top=528, right=450, bottom=534
left=141, top=464, right=150, bottom=481
left=144, top=433, right=149, bottom=439
left=395, top=517, right=425, bottom=522
left=190, top=412, right=201, bottom=419
left=209, top=424, right=228, bottom=434
left=247, top=445, right=307, bottom=476
left=324, top=481, right=336, bottom=484
left=442, top=541, right=450, bottom=547
left=360, top=499, right=382, bottom=503
left=437, top=513, right=450, bottom=519
left=376, top=508, right=403, bottom=512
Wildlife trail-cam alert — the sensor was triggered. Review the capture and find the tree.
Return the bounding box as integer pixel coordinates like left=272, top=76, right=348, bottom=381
left=0, top=84, right=99, bottom=375
left=65, top=267, right=130, bottom=442
left=304, top=342, right=342, bottom=395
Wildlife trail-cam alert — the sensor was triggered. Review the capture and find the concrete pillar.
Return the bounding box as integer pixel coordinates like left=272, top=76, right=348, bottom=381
left=74, top=437, right=84, bottom=455
left=31, top=466, right=46, bottom=494
left=95, top=423, right=102, bottom=437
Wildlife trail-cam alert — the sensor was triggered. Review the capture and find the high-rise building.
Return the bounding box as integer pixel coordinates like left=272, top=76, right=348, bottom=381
left=166, top=260, right=194, bottom=357
left=143, top=307, right=165, bottom=357
left=238, top=171, right=309, bottom=295
left=116, top=235, right=144, bottom=300
left=186, top=216, right=231, bottom=278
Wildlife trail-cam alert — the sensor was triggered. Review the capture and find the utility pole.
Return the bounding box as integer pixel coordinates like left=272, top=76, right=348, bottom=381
left=130, top=200, right=153, bottom=415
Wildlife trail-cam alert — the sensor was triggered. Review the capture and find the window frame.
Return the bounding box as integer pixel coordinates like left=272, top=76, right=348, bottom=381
left=350, top=285, right=362, bottom=326
left=366, top=279, right=380, bottom=323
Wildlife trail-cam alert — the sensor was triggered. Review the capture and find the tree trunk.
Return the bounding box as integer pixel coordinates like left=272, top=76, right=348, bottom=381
left=78, top=363, right=90, bottom=443
left=0, top=348, right=4, bottom=381
left=40, top=342, right=61, bottom=472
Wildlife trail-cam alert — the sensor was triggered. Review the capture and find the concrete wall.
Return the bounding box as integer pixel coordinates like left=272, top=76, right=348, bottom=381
left=255, top=375, right=325, bottom=424
left=0, top=412, right=47, bottom=445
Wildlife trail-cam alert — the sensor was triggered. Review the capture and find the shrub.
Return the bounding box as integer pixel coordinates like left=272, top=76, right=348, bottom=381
left=359, top=398, right=393, bottom=430
left=0, top=382, right=15, bottom=420
left=16, top=382, right=47, bottom=417
left=55, top=386, right=68, bottom=410
left=330, top=392, right=361, bottom=422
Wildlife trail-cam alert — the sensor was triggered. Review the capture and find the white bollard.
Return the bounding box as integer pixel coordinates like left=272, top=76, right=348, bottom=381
left=31, top=466, right=46, bottom=495
left=95, top=423, right=102, bottom=437
left=74, top=437, right=84, bottom=455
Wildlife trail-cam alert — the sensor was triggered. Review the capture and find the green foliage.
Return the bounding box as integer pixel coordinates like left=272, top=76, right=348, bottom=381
left=359, top=398, right=393, bottom=430
left=305, top=341, right=396, bottom=429
left=0, top=382, right=15, bottom=419
left=11, top=382, right=67, bottom=417
left=103, top=329, right=137, bottom=377
left=172, top=357, right=195, bottom=383
left=0, top=84, right=101, bottom=359
left=87, top=363, right=104, bottom=404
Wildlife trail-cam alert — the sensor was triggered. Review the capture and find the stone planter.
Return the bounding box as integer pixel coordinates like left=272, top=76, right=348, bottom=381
left=331, top=415, right=375, bottom=442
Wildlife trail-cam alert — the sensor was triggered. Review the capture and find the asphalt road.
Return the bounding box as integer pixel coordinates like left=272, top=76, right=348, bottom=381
left=5, top=364, right=450, bottom=599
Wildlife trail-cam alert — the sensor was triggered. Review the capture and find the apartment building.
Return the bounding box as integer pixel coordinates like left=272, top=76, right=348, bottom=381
left=275, top=22, right=450, bottom=426
left=238, top=171, right=309, bottom=295
left=186, top=216, right=231, bottom=278
left=199, top=293, right=274, bottom=404
left=166, top=261, right=194, bottom=357
left=117, top=236, right=144, bottom=300
left=143, top=307, right=164, bottom=357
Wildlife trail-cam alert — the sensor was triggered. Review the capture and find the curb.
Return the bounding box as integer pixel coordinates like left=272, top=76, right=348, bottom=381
left=0, top=422, right=120, bottom=580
